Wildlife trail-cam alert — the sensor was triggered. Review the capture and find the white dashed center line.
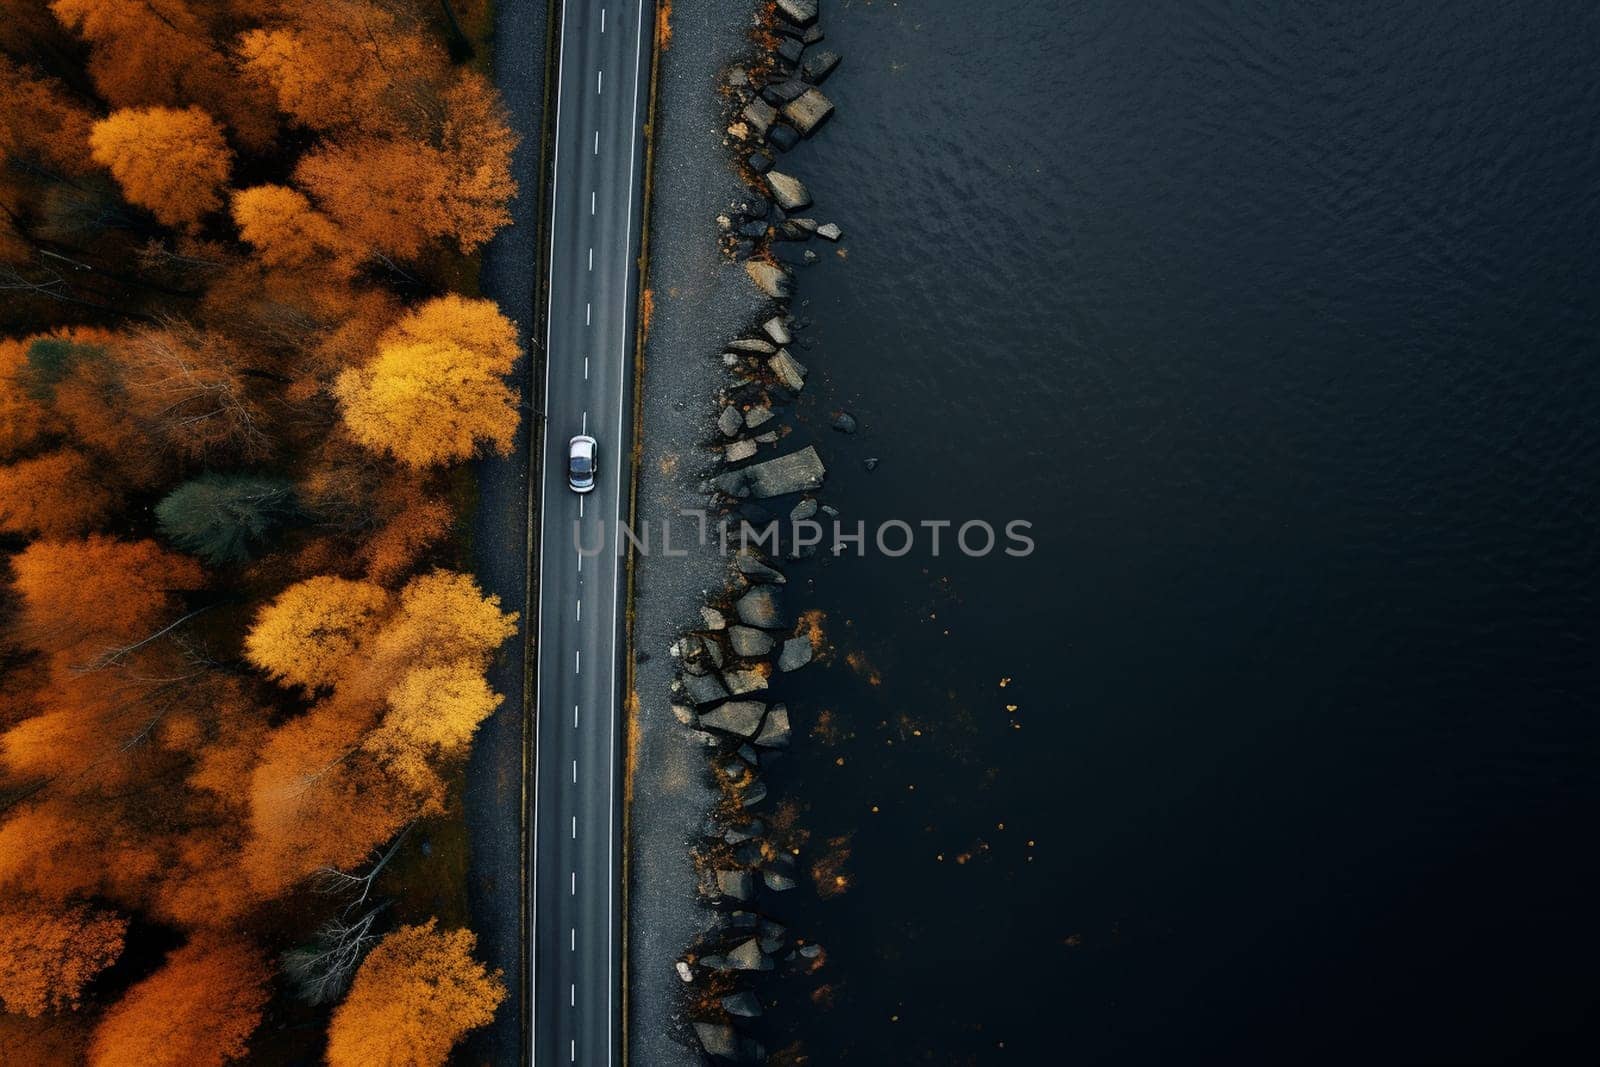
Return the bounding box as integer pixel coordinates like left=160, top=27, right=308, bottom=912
left=591, top=191, right=596, bottom=215
left=571, top=760, right=578, bottom=783
left=589, top=247, right=593, bottom=270
left=575, top=650, right=581, bottom=675
left=572, top=815, right=577, bottom=838
left=586, top=302, right=591, bottom=326
left=571, top=871, right=576, bottom=895
left=597, top=70, right=603, bottom=94
left=593, top=130, right=599, bottom=155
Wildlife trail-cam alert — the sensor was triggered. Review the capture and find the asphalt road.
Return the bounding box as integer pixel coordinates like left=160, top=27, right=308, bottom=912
left=530, top=2, right=652, bottom=1064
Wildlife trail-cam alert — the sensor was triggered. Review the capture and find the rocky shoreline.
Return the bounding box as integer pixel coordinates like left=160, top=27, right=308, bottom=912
left=629, top=1, right=849, bottom=1063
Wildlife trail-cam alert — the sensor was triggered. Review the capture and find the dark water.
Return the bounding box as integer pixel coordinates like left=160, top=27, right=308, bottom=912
left=765, top=1, right=1600, bottom=1062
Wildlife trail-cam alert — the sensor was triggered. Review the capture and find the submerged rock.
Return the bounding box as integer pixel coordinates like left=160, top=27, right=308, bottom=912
left=725, top=439, right=757, bottom=463
left=721, top=991, right=763, bottom=1018
left=803, top=50, right=841, bottom=84
left=735, top=585, right=783, bottom=628
left=693, top=1021, right=739, bottom=1060
left=741, top=779, right=769, bottom=807
left=816, top=221, right=842, bottom=241
left=832, top=410, right=857, bottom=433
left=863, top=457, right=880, bottom=471
left=790, top=497, right=818, bottom=521
left=782, top=88, right=834, bottom=136
left=764, top=170, right=811, bottom=211
left=718, top=405, right=744, bottom=437
left=766, top=123, right=801, bottom=152
left=735, top=552, right=787, bottom=583
left=762, top=869, right=797, bottom=892
left=776, top=37, right=804, bottom=65
left=744, top=404, right=775, bottom=429
left=747, top=151, right=773, bottom=173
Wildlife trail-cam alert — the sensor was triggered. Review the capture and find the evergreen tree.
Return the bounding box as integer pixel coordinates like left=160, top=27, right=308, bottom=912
left=155, top=473, right=297, bottom=564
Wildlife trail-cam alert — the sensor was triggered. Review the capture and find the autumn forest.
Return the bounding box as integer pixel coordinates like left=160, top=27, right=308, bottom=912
left=0, top=1, right=524, bottom=1062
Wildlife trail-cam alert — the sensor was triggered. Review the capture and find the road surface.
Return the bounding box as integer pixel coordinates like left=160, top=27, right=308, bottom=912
left=530, top=2, right=652, bottom=1065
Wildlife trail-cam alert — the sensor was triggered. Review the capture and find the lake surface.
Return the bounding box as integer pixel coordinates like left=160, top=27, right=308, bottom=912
left=764, top=1, right=1600, bottom=1061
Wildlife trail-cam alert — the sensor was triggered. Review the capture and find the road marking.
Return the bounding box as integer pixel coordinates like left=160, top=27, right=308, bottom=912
left=578, top=496, right=584, bottom=517
left=610, top=12, right=646, bottom=1065
left=571, top=871, right=576, bottom=895
left=571, top=984, right=576, bottom=1007
left=572, top=815, right=577, bottom=838
left=591, top=191, right=595, bottom=215
left=584, top=356, right=590, bottom=380
left=588, top=247, right=593, bottom=270
left=597, top=70, right=603, bottom=94
left=593, top=130, right=598, bottom=155
left=583, top=412, right=587, bottom=434
left=585, top=302, right=591, bottom=326
left=574, top=704, right=579, bottom=728
left=571, top=1040, right=576, bottom=1063
left=575, top=650, right=581, bottom=675
left=576, top=599, right=581, bottom=622
left=577, top=551, right=582, bottom=573
left=571, top=760, right=577, bottom=783
left=601, top=7, right=605, bottom=32
left=570, top=928, right=575, bottom=951
left=529, top=0, right=571, bottom=1052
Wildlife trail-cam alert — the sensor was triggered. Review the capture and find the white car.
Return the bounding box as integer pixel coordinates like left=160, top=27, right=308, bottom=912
left=568, top=434, right=597, bottom=493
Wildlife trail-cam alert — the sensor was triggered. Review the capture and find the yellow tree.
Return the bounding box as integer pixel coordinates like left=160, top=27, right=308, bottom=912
left=0, top=56, right=96, bottom=177
left=367, top=664, right=502, bottom=792
left=86, top=935, right=269, bottom=1067
left=230, top=185, right=355, bottom=272
left=0, top=902, right=127, bottom=1017
left=325, top=920, right=505, bottom=1067
left=243, top=576, right=390, bottom=692
left=89, top=107, right=232, bottom=231
left=363, top=570, right=519, bottom=684
left=334, top=297, right=521, bottom=467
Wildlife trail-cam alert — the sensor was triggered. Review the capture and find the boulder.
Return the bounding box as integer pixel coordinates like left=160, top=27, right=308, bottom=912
left=728, top=337, right=776, bottom=354
left=832, top=410, right=857, bottom=433
left=755, top=430, right=779, bottom=444
left=735, top=552, right=787, bottom=583
left=776, top=0, right=818, bottom=25
left=804, top=25, right=824, bottom=44
left=728, top=625, right=775, bottom=657
left=803, top=50, right=841, bottom=83
left=699, top=700, right=767, bottom=738
left=727, top=910, right=761, bottom=930
left=722, top=668, right=768, bottom=696
left=778, top=637, right=813, bottom=672
left=744, top=260, right=792, bottom=299
left=761, top=316, right=792, bottom=345
left=744, top=404, right=775, bottom=429
left=776, top=37, right=804, bottom=65
left=747, top=151, right=773, bottom=173
left=789, top=497, right=818, bottom=521
left=741, top=97, right=776, bottom=135
left=693, top=1021, right=739, bottom=1060
left=798, top=943, right=823, bottom=959
left=817, top=222, right=842, bottom=241
left=715, top=868, right=755, bottom=901
left=736, top=219, right=768, bottom=239
left=770, top=78, right=810, bottom=102
left=766, top=123, right=801, bottom=152
left=782, top=89, right=834, bottom=136
left=725, top=937, right=772, bottom=971
left=683, top=672, right=730, bottom=706
left=754, top=704, right=791, bottom=748
left=736, top=585, right=783, bottom=628
left=725, top=439, right=757, bottom=463
left=671, top=703, right=696, bottom=726
left=786, top=216, right=818, bottom=233
left=769, top=349, right=808, bottom=392
left=763, top=869, right=797, bottom=892
left=741, top=779, right=769, bottom=807
left=721, top=991, right=763, bottom=1018
left=764, top=170, right=811, bottom=211
left=701, top=606, right=728, bottom=630
left=717, top=405, right=744, bottom=437
left=724, top=445, right=824, bottom=499
left=724, top=821, right=763, bottom=845
left=676, top=960, right=695, bottom=983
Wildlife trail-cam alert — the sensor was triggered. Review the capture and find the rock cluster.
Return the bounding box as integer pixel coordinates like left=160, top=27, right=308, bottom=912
left=682, top=3, right=849, bottom=1061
